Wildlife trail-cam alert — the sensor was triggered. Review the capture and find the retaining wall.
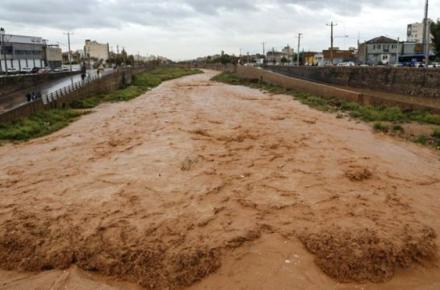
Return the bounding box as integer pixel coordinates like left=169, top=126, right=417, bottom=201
left=206, top=65, right=440, bottom=114
left=0, top=72, right=78, bottom=99
left=266, top=66, right=440, bottom=99
left=0, top=67, right=152, bottom=123
left=235, top=66, right=362, bottom=103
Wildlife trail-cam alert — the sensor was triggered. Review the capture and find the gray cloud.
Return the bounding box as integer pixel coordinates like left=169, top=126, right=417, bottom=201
left=0, top=0, right=436, bottom=60
left=0, top=0, right=404, bottom=30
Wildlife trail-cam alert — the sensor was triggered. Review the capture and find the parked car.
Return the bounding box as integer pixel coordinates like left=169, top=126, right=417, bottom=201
left=7, top=67, right=19, bottom=74
left=20, top=67, right=33, bottom=74
left=337, top=62, right=355, bottom=67
left=31, top=67, right=41, bottom=74
left=37, top=67, right=50, bottom=74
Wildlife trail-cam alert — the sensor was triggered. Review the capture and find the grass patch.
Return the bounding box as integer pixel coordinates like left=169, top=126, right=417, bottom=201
left=415, top=135, right=429, bottom=145
left=0, top=109, right=85, bottom=141
left=373, top=122, right=390, bottom=133
left=72, top=67, right=202, bottom=109
left=432, top=129, right=440, bottom=147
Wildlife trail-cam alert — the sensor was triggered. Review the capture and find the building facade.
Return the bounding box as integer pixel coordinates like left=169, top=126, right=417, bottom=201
left=407, top=20, right=433, bottom=43
left=44, top=45, right=62, bottom=69
left=358, top=36, right=416, bottom=65
left=322, top=48, right=356, bottom=65
left=84, top=40, right=109, bottom=62
left=0, top=32, right=46, bottom=73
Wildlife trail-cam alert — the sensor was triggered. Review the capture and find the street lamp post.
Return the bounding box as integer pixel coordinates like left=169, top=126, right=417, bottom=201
left=297, top=33, right=302, bottom=66
left=422, top=0, right=430, bottom=67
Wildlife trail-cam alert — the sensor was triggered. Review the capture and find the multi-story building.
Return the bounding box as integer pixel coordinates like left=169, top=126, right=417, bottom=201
left=358, top=36, right=416, bottom=65
left=407, top=20, right=433, bottom=43
left=44, top=45, right=62, bottom=69
left=281, top=45, right=294, bottom=57
left=84, top=40, right=109, bottom=62
left=0, top=31, right=46, bottom=73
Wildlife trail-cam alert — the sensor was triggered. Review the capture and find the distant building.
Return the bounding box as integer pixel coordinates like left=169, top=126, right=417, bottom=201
left=407, top=20, right=433, bottom=43
left=357, top=36, right=416, bottom=65
left=0, top=32, right=46, bottom=72
left=281, top=45, right=294, bottom=57
left=266, top=47, right=294, bottom=65
left=314, top=53, right=324, bottom=66
left=44, top=45, right=62, bottom=69
left=84, top=40, right=109, bottom=62
left=322, top=48, right=355, bottom=65
left=303, top=52, right=318, bottom=66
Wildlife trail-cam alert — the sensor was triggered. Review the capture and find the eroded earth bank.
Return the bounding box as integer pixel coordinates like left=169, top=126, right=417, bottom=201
left=0, top=70, right=439, bottom=289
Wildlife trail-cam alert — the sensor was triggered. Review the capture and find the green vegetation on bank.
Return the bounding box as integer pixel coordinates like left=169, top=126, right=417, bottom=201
left=0, top=109, right=85, bottom=141
left=0, top=67, right=202, bottom=142
left=213, top=72, right=440, bottom=149
left=71, top=67, right=202, bottom=108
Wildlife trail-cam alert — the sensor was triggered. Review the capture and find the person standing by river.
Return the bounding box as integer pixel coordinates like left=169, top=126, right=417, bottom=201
left=80, top=62, right=87, bottom=81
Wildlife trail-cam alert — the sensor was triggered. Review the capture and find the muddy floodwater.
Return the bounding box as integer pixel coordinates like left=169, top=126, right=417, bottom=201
left=0, top=70, right=439, bottom=289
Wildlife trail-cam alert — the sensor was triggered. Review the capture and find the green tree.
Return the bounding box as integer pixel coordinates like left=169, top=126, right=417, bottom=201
left=431, top=20, right=440, bottom=60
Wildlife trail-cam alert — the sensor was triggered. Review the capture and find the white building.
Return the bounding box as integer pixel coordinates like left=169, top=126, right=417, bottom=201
left=0, top=31, right=46, bottom=73
left=407, top=20, right=433, bottom=43
left=84, top=40, right=109, bottom=62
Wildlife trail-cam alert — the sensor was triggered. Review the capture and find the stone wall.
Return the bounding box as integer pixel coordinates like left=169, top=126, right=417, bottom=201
left=235, top=65, right=362, bottom=103
left=203, top=65, right=440, bottom=114
left=266, top=66, right=440, bottom=99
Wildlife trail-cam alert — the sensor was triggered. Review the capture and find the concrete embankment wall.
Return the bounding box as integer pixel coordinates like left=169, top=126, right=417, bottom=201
left=202, top=64, right=440, bottom=114
left=266, top=66, right=440, bottom=99
left=0, top=67, right=152, bottom=123
left=235, top=66, right=362, bottom=103
left=0, top=72, right=78, bottom=99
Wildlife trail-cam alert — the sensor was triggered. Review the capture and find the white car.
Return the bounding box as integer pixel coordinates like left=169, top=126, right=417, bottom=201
left=21, top=67, right=33, bottom=74
left=7, top=67, right=19, bottom=74
left=337, top=62, right=355, bottom=67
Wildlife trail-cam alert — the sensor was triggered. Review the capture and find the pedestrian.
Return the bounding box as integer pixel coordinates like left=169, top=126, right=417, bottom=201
left=81, top=62, right=87, bottom=81
left=26, top=93, right=31, bottom=102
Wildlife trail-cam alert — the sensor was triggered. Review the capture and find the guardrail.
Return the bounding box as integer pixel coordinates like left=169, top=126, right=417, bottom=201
left=42, top=73, right=102, bottom=105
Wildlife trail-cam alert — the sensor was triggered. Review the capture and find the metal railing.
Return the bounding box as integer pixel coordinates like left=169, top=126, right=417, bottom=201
left=41, top=73, right=106, bottom=105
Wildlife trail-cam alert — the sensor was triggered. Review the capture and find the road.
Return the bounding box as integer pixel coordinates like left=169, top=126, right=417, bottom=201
left=0, top=70, right=439, bottom=290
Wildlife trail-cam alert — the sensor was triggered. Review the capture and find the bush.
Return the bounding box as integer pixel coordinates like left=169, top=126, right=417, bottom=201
left=373, top=122, right=390, bottom=133
left=415, top=135, right=428, bottom=145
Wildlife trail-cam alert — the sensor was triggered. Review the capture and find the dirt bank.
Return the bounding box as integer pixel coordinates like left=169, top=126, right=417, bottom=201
left=0, top=70, right=439, bottom=289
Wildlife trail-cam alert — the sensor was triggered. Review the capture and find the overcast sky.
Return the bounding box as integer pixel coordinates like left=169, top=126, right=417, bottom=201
left=1, top=0, right=439, bottom=60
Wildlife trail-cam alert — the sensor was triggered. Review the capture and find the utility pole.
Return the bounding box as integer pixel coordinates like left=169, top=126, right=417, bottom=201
left=64, top=32, right=73, bottom=72
left=422, top=0, right=430, bottom=67
left=396, top=37, right=400, bottom=65
left=326, top=22, right=338, bottom=65
left=297, top=33, right=302, bottom=66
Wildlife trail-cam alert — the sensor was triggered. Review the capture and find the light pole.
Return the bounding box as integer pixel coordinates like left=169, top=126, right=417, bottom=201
left=422, top=0, right=430, bottom=67
left=0, top=27, right=8, bottom=75
left=64, top=32, right=73, bottom=72
left=297, top=33, right=302, bottom=66
left=326, top=22, right=338, bottom=65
